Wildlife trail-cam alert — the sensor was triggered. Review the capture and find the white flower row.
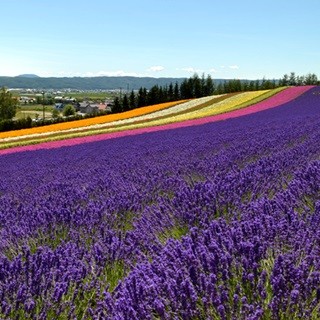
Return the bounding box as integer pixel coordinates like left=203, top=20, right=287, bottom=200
left=0, top=95, right=223, bottom=143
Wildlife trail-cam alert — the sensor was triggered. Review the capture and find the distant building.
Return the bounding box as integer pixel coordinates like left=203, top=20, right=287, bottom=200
left=78, top=102, right=99, bottom=114
left=54, top=103, right=65, bottom=110
left=105, top=100, right=114, bottom=112
left=54, top=96, right=76, bottom=103
left=78, top=100, right=113, bottom=114
left=20, top=96, right=35, bottom=104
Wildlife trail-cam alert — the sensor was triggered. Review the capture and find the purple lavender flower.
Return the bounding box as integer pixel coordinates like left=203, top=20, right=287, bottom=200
left=0, top=86, right=319, bottom=318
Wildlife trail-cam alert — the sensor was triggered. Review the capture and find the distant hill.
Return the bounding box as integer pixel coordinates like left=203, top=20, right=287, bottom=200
left=16, top=74, right=40, bottom=78
left=0, top=76, right=191, bottom=90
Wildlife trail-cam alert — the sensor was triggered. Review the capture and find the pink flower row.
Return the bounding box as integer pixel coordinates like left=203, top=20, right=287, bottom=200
left=0, top=86, right=314, bottom=156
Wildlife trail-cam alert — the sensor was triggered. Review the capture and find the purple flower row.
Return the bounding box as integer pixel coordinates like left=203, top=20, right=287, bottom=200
left=0, top=87, right=319, bottom=318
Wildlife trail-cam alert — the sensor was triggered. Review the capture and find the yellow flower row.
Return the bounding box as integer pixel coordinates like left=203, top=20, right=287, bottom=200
left=170, top=90, right=270, bottom=121
left=0, top=88, right=284, bottom=150
left=101, top=90, right=269, bottom=129
left=0, top=100, right=188, bottom=139
left=101, top=90, right=270, bottom=131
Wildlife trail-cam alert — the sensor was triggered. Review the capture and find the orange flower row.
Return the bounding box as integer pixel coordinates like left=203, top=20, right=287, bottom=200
left=0, top=100, right=188, bottom=139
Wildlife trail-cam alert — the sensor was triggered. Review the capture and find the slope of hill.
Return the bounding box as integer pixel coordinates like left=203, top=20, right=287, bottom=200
left=0, top=86, right=313, bottom=154
left=0, top=85, right=319, bottom=319
left=16, top=74, right=40, bottom=78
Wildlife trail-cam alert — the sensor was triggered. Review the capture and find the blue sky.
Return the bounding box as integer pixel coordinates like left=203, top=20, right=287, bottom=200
left=1, top=0, right=319, bottom=79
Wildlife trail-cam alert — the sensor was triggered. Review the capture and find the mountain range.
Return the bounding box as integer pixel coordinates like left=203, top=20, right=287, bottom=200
left=0, top=75, right=189, bottom=90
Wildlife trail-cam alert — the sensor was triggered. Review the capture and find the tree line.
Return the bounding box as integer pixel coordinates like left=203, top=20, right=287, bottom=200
left=112, top=72, right=319, bottom=113
left=112, top=74, right=216, bottom=113
left=278, top=72, right=318, bottom=86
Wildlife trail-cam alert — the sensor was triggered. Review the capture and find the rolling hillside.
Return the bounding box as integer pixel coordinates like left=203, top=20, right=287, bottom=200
left=0, top=86, right=319, bottom=319
left=0, top=86, right=311, bottom=153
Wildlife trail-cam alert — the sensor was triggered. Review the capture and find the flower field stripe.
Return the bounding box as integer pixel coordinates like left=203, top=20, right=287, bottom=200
left=0, top=100, right=188, bottom=139
left=0, top=86, right=320, bottom=318
left=104, top=91, right=268, bottom=128
left=163, top=85, right=315, bottom=127
left=0, top=94, right=268, bottom=151
left=0, top=86, right=312, bottom=154
left=0, top=96, right=224, bottom=144
left=152, top=90, right=271, bottom=122
left=155, top=87, right=284, bottom=125
left=0, top=89, right=282, bottom=150
left=0, top=95, right=230, bottom=149
left=96, top=94, right=232, bottom=128
left=0, top=86, right=314, bottom=156
left=0, top=88, right=279, bottom=145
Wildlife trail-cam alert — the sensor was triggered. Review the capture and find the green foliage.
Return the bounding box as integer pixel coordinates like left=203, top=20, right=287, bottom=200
left=137, top=87, right=147, bottom=107
left=63, top=104, right=76, bottom=117
left=129, top=90, right=136, bottom=109
left=0, top=119, right=14, bottom=131
left=158, top=224, right=189, bottom=244
left=15, top=116, right=33, bottom=129
left=112, top=97, right=122, bottom=113
left=0, top=116, right=33, bottom=132
left=52, top=108, right=60, bottom=119
left=122, top=94, right=130, bottom=112
left=0, top=86, right=19, bottom=120
left=279, top=72, right=318, bottom=86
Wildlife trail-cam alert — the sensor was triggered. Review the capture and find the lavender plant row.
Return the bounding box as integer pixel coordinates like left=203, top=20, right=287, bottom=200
left=0, top=87, right=319, bottom=319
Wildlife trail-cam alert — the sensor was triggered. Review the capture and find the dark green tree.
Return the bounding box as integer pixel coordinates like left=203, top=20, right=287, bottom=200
left=261, top=78, right=274, bottom=90
left=180, top=79, right=192, bottom=99
left=254, top=80, right=260, bottom=90
left=0, top=87, right=19, bottom=120
left=223, top=81, right=231, bottom=93
left=63, top=104, right=76, bottom=117
left=304, top=73, right=318, bottom=85
left=137, top=87, right=147, bottom=107
left=289, top=72, right=296, bottom=86
left=215, top=82, right=224, bottom=94
left=168, top=83, right=174, bottom=101
left=147, top=85, right=160, bottom=105
left=249, top=81, right=255, bottom=91
left=280, top=74, right=289, bottom=86
left=193, top=74, right=202, bottom=98
left=296, top=75, right=305, bottom=86
left=174, top=82, right=180, bottom=100
left=242, top=81, right=249, bottom=92
left=15, top=116, right=32, bottom=129
left=229, top=79, right=242, bottom=92
left=122, top=94, right=130, bottom=112
left=129, top=90, right=136, bottom=109
left=159, top=86, right=166, bottom=103
left=112, top=97, right=122, bottom=113
left=52, top=108, right=60, bottom=119
left=200, top=73, right=206, bottom=96
left=204, top=74, right=215, bottom=95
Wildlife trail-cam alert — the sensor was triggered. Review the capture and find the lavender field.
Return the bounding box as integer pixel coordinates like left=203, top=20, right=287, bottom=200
left=0, top=87, right=320, bottom=319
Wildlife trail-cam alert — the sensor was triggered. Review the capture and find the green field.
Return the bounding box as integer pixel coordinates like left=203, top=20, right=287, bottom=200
left=15, top=104, right=55, bottom=120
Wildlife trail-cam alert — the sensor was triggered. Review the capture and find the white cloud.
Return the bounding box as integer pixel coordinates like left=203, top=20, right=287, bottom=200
left=180, top=67, right=204, bottom=74
left=209, top=68, right=217, bottom=73
left=147, top=66, right=164, bottom=72
left=54, top=70, right=145, bottom=77
left=181, top=67, right=196, bottom=73
left=85, top=70, right=143, bottom=77
left=229, top=65, right=239, bottom=70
